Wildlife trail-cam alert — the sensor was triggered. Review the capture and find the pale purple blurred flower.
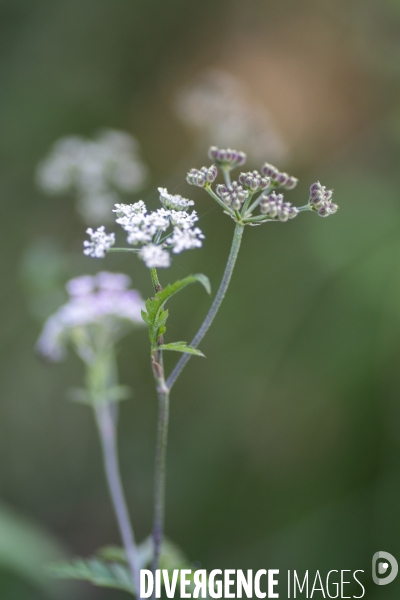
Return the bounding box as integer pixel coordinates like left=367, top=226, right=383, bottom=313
left=36, top=272, right=145, bottom=362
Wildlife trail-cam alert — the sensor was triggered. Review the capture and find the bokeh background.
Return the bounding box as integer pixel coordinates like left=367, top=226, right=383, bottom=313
left=2, top=0, right=400, bottom=598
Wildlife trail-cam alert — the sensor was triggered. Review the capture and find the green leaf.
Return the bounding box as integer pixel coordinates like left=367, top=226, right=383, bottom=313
left=0, top=503, right=66, bottom=596
left=47, top=557, right=134, bottom=595
left=68, top=386, right=131, bottom=405
left=155, top=273, right=211, bottom=304
left=92, top=540, right=208, bottom=596
left=142, top=274, right=211, bottom=348
left=158, top=342, right=205, bottom=357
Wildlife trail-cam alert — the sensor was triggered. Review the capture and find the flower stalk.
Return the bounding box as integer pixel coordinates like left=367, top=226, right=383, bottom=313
left=167, top=222, right=244, bottom=390
left=95, top=400, right=141, bottom=596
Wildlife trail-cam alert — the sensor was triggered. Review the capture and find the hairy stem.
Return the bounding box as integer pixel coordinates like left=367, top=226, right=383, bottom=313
left=166, top=222, right=245, bottom=390
left=95, top=402, right=141, bottom=597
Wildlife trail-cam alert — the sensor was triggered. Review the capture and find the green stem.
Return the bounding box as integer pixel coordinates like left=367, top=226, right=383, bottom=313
left=95, top=401, right=141, bottom=597
left=240, top=190, right=255, bottom=218
left=205, top=186, right=235, bottom=216
left=223, top=167, right=231, bottom=186
left=166, top=222, right=245, bottom=390
left=245, top=190, right=268, bottom=216
left=108, top=248, right=140, bottom=253
left=150, top=376, right=169, bottom=577
left=148, top=267, right=169, bottom=578
left=150, top=268, right=162, bottom=293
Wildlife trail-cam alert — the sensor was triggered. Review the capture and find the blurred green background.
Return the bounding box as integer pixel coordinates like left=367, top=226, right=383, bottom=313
left=2, top=0, right=400, bottom=598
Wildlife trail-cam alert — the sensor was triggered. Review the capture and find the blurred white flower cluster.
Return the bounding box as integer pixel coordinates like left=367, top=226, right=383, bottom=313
left=175, top=69, right=287, bottom=163
left=36, top=129, right=148, bottom=224
left=36, top=272, right=144, bottom=362
left=84, top=187, right=204, bottom=268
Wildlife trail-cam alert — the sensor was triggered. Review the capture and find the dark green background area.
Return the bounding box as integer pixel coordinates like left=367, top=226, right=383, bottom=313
left=2, top=0, right=400, bottom=598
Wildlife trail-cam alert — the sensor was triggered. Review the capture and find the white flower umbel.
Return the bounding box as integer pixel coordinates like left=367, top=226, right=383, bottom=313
left=169, top=210, right=199, bottom=229
left=167, top=226, right=205, bottom=254
left=140, top=244, right=171, bottom=268
left=36, top=272, right=145, bottom=362
left=158, top=188, right=194, bottom=210
left=36, top=129, right=148, bottom=224
left=84, top=188, right=204, bottom=269
left=83, top=227, right=115, bottom=258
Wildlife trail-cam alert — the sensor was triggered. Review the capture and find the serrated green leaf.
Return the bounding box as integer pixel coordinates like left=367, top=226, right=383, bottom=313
left=155, top=274, right=211, bottom=306
left=47, top=557, right=135, bottom=595
left=158, top=342, right=205, bottom=357
left=142, top=274, right=211, bottom=348
left=97, top=546, right=128, bottom=564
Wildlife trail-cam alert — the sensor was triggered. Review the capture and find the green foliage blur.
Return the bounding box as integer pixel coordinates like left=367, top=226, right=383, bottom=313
left=2, top=0, right=400, bottom=598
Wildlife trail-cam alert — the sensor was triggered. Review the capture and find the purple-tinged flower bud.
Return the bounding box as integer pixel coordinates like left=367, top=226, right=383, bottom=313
left=206, top=164, right=218, bottom=183
left=261, top=162, right=279, bottom=180
left=309, top=182, right=338, bottom=216
left=259, top=191, right=299, bottom=222
left=310, top=181, right=322, bottom=194
left=188, top=166, right=216, bottom=187
left=317, top=205, right=330, bottom=217
left=318, top=201, right=338, bottom=217
left=277, top=172, right=289, bottom=186
left=208, top=146, right=246, bottom=170
left=216, top=181, right=248, bottom=209
left=283, top=176, right=298, bottom=190
left=238, top=170, right=270, bottom=192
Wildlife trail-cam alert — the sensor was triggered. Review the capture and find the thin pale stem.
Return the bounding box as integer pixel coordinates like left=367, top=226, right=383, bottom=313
left=240, top=191, right=255, bottom=218
left=166, top=222, right=245, bottom=390
left=151, top=382, right=169, bottom=577
left=223, top=167, right=231, bottom=186
left=108, top=247, right=140, bottom=253
left=95, top=402, right=141, bottom=597
left=245, top=190, right=269, bottom=216
left=205, top=185, right=235, bottom=216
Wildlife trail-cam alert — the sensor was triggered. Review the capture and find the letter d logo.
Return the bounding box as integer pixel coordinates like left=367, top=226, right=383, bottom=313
left=372, top=551, right=398, bottom=585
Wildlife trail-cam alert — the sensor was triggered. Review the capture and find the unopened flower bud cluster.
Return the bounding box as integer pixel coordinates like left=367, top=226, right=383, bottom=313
left=216, top=182, right=248, bottom=210
left=186, top=146, right=339, bottom=225
left=260, top=191, right=299, bottom=221
left=238, top=170, right=270, bottom=192
left=261, top=163, right=298, bottom=190
left=208, top=146, right=247, bottom=170
left=308, top=182, right=338, bottom=217
left=186, top=165, right=218, bottom=187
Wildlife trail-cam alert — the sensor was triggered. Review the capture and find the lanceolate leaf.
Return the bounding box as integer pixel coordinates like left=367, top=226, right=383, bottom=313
left=157, top=342, right=205, bottom=357
left=142, top=274, right=211, bottom=348
left=51, top=539, right=205, bottom=596
left=47, top=557, right=134, bottom=595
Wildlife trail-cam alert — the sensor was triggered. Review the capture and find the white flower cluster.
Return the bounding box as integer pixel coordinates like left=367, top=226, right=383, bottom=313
left=84, top=226, right=115, bottom=258
left=83, top=188, right=205, bottom=268
left=36, top=129, right=148, bottom=223
left=158, top=188, right=194, bottom=210
left=36, top=273, right=145, bottom=362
